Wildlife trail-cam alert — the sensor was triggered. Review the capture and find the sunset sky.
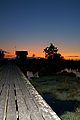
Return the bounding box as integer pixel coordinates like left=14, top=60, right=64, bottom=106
left=0, top=0, right=80, bottom=59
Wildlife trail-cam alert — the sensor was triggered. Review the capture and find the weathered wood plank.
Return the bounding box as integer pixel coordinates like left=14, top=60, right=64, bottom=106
left=0, top=63, right=61, bottom=120
left=0, top=84, right=8, bottom=120
left=6, top=85, right=16, bottom=120
left=0, top=86, right=7, bottom=119
left=16, top=88, right=30, bottom=120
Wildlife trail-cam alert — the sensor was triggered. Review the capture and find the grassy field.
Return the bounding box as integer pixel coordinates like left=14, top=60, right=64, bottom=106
left=30, top=74, right=80, bottom=120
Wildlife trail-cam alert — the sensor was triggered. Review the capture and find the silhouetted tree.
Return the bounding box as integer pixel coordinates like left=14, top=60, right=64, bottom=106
left=43, top=43, right=65, bottom=74
left=44, top=43, right=62, bottom=60
left=0, top=50, right=5, bottom=58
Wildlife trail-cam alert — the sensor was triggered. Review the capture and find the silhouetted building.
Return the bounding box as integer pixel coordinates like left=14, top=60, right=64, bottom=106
left=16, top=51, right=28, bottom=60
left=0, top=49, right=5, bottom=58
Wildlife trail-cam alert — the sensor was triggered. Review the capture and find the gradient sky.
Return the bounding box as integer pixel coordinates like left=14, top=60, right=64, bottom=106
left=0, top=0, right=80, bottom=59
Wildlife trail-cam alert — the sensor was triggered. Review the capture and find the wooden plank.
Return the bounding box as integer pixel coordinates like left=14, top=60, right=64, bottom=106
left=19, top=82, right=38, bottom=111
left=6, top=85, right=16, bottom=120
left=0, top=66, right=8, bottom=120
left=30, top=112, right=45, bottom=120
left=0, top=69, right=6, bottom=95
left=16, top=88, right=30, bottom=120
left=14, top=70, right=38, bottom=112
left=0, top=84, right=8, bottom=120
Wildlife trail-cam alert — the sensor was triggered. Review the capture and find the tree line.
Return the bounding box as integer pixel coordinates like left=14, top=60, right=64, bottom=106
left=14, top=43, right=80, bottom=76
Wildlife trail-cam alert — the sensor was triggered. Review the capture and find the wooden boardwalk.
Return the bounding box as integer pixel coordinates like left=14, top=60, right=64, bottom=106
left=0, top=62, right=61, bottom=120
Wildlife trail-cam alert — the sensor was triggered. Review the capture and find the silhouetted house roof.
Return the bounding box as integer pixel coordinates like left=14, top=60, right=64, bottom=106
left=16, top=51, right=28, bottom=59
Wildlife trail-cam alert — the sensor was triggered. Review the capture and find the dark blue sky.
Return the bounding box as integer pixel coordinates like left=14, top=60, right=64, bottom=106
left=0, top=0, right=80, bottom=58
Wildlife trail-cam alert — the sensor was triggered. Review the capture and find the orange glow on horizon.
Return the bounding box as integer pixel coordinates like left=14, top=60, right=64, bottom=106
left=5, top=51, right=80, bottom=60
left=5, top=54, right=16, bottom=58
left=3, top=50, right=79, bottom=61
left=5, top=50, right=45, bottom=58
left=64, top=56, right=80, bottom=60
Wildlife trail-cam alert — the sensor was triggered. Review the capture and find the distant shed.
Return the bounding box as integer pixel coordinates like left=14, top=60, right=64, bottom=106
left=16, top=51, right=28, bottom=59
